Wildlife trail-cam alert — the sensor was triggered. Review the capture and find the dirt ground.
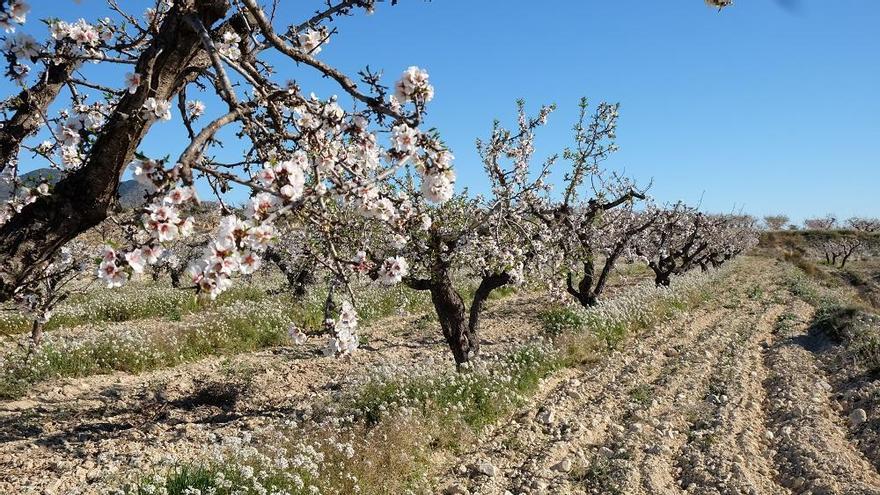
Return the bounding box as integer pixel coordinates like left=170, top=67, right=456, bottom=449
left=2, top=257, right=879, bottom=494
left=436, top=258, right=880, bottom=495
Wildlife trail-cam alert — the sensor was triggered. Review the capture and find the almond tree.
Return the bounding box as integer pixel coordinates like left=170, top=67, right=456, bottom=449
left=697, top=214, right=758, bottom=269
left=532, top=98, right=652, bottom=308
left=561, top=207, right=658, bottom=307
left=814, top=235, right=863, bottom=268
left=634, top=204, right=711, bottom=286
left=0, top=0, right=454, bottom=320
left=763, top=214, right=789, bottom=231
left=10, top=241, right=91, bottom=349
left=343, top=102, right=556, bottom=366
left=846, top=217, right=880, bottom=233
left=804, top=215, right=837, bottom=230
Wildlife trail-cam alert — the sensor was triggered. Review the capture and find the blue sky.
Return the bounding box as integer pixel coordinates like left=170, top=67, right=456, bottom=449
left=6, top=0, right=879, bottom=223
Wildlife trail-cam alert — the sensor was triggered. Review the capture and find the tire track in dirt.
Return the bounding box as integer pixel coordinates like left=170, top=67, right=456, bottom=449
left=763, top=299, right=880, bottom=494
left=595, top=290, right=783, bottom=495
left=440, top=260, right=880, bottom=495
left=583, top=307, right=752, bottom=495
left=441, top=302, right=735, bottom=494
left=674, top=303, right=788, bottom=495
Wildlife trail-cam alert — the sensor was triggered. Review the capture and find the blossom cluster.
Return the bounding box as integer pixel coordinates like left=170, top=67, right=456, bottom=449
left=323, top=300, right=359, bottom=356
left=50, top=18, right=111, bottom=50
left=50, top=103, right=113, bottom=169
left=0, top=0, right=28, bottom=32
left=0, top=169, right=50, bottom=226
left=297, top=27, right=326, bottom=54
left=394, top=66, right=434, bottom=105
left=186, top=215, right=271, bottom=299
left=98, top=244, right=166, bottom=288
left=216, top=31, right=241, bottom=60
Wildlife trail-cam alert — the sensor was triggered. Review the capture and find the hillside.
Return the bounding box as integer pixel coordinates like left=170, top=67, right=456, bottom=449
left=1, top=168, right=150, bottom=208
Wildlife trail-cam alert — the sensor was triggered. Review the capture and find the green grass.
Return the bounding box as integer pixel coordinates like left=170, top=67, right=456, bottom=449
left=349, top=345, right=562, bottom=430
left=783, top=263, right=880, bottom=373
left=128, top=461, right=320, bottom=495
left=0, top=283, right=281, bottom=337
left=538, top=306, right=587, bottom=335
left=0, top=299, right=294, bottom=399
left=629, top=384, right=653, bottom=407
left=773, top=312, right=798, bottom=334
left=0, top=276, right=530, bottom=399
left=571, top=455, right=626, bottom=495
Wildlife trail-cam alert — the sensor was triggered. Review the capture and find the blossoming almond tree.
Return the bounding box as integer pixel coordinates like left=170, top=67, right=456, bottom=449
left=633, top=206, right=757, bottom=286
left=695, top=214, right=758, bottom=270
left=846, top=217, right=880, bottom=233
left=532, top=98, right=654, bottom=308
left=0, top=0, right=454, bottom=334
left=634, top=204, right=711, bottom=287
left=9, top=241, right=91, bottom=350
left=803, top=215, right=838, bottom=231
left=763, top=214, right=790, bottom=231
left=337, top=102, right=556, bottom=366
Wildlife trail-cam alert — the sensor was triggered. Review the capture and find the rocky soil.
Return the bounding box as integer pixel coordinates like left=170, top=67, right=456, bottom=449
left=438, top=259, right=880, bottom=495
left=2, top=257, right=880, bottom=494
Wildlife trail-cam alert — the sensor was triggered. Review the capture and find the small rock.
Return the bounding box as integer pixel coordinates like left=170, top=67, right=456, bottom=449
left=850, top=408, right=868, bottom=427
left=0, top=399, right=38, bottom=411
left=444, top=484, right=468, bottom=495
left=537, top=409, right=556, bottom=425
left=664, top=348, right=680, bottom=357
left=645, top=444, right=664, bottom=455
left=474, top=461, right=497, bottom=477
left=552, top=458, right=572, bottom=472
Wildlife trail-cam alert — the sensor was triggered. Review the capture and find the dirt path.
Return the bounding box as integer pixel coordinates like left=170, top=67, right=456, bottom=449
left=439, top=259, right=880, bottom=495
left=3, top=258, right=879, bottom=494
left=0, top=294, right=550, bottom=494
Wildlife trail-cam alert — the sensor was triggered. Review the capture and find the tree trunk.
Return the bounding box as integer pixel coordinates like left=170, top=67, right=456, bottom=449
left=0, top=62, right=75, bottom=173
left=655, top=272, right=671, bottom=287
left=429, top=278, right=473, bottom=366
left=29, top=319, right=44, bottom=348
left=468, top=272, right=511, bottom=346
left=649, top=260, right=673, bottom=287
left=567, top=271, right=598, bottom=308
left=0, top=0, right=230, bottom=302
left=409, top=268, right=510, bottom=367
left=291, top=268, right=313, bottom=298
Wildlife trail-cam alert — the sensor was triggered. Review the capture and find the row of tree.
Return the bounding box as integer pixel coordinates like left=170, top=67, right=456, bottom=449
left=0, top=0, right=755, bottom=366
left=763, top=214, right=880, bottom=232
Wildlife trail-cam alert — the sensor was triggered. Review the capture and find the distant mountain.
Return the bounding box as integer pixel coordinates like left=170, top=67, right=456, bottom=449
left=117, top=179, right=152, bottom=208
left=1, top=167, right=150, bottom=208
left=0, top=167, right=59, bottom=199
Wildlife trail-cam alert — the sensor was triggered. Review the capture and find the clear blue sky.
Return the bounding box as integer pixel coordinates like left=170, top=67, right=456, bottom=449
left=6, top=0, right=879, bottom=223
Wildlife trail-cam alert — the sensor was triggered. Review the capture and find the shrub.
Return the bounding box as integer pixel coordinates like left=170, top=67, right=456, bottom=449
left=539, top=306, right=587, bottom=335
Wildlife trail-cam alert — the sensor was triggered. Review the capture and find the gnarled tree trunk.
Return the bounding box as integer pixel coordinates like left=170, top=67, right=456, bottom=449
left=650, top=257, right=675, bottom=287
left=411, top=270, right=512, bottom=367
left=0, top=61, right=75, bottom=174
left=428, top=278, right=473, bottom=366
left=0, top=0, right=230, bottom=302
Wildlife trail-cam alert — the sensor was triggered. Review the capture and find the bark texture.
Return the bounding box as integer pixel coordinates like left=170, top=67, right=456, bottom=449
left=0, top=0, right=230, bottom=302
